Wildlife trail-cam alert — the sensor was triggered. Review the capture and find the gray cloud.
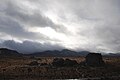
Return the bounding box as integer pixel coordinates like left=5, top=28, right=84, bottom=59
left=0, top=0, right=67, bottom=41
left=1, top=0, right=68, bottom=33
left=0, top=14, right=51, bottom=41
left=61, top=0, right=120, bottom=53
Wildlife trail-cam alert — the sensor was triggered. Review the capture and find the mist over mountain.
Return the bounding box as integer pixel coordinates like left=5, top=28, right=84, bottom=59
left=0, top=40, right=64, bottom=53
left=0, top=40, right=120, bottom=57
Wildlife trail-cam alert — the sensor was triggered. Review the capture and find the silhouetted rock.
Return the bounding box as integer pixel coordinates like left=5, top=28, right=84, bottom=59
left=52, top=58, right=64, bottom=67
left=28, top=61, right=39, bottom=66
left=64, top=59, right=78, bottom=67
left=85, top=53, right=105, bottom=66
left=52, top=58, right=78, bottom=67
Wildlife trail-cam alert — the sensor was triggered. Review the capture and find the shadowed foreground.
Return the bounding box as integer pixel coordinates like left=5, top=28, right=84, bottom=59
left=0, top=56, right=120, bottom=80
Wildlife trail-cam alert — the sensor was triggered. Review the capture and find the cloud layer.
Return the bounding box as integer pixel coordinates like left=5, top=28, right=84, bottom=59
left=0, top=0, right=120, bottom=53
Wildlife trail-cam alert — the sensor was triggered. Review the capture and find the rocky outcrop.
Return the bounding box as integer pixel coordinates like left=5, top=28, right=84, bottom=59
left=52, top=58, right=78, bottom=67
left=85, top=53, right=105, bottom=66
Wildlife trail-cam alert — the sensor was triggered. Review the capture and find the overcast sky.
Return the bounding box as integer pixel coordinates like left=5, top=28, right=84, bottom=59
left=0, top=0, right=120, bottom=53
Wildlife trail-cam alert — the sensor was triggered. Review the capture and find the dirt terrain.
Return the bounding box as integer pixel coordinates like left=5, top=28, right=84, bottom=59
left=0, top=56, right=120, bottom=80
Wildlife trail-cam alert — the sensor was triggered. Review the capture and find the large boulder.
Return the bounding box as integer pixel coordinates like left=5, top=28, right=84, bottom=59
left=85, top=53, right=105, bottom=66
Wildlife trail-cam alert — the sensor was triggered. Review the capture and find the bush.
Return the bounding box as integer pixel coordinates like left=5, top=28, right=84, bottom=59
left=28, top=61, right=39, bottom=66
left=52, top=58, right=64, bottom=67
left=64, top=59, right=78, bottom=67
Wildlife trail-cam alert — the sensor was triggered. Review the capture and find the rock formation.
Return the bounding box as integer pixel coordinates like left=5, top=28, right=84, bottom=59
left=52, top=58, right=78, bottom=67
left=85, top=53, right=105, bottom=66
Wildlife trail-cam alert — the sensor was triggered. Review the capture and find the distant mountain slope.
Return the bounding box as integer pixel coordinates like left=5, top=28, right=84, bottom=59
left=104, top=53, right=120, bottom=57
left=29, top=49, right=90, bottom=57
left=0, top=48, right=90, bottom=57
left=1, top=48, right=120, bottom=57
left=0, top=48, right=21, bottom=57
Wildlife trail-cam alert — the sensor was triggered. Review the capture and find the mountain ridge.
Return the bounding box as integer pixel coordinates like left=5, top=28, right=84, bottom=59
left=0, top=48, right=120, bottom=57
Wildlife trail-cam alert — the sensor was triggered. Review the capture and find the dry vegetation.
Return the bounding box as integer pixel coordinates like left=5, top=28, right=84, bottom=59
left=0, top=56, right=120, bottom=80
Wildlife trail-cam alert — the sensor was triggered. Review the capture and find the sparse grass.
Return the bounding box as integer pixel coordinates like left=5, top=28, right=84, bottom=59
left=0, top=56, right=120, bottom=79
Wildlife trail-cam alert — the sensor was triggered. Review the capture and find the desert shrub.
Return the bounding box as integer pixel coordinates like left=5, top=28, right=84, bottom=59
left=40, top=63, right=48, bottom=66
left=36, top=58, right=42, bottom=61
left=64, top=59, right=78, bottom=67
left=52, top=58, right=64, bottom=67
left=29, top=56, right=35, bottom=59
left=27, top=67, right=32, bottom=75
left=28, top=61, right=39, bottom=66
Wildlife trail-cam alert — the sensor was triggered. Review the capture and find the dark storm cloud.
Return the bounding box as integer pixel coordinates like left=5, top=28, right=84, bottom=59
left=0, top=0, right=67, bottom=53
left=0, top=0, right=67, bottom=41
left=5, top=2, right=53, bottom=27
left=1, top=40, right=64, bottom=53
left=0, top=15, right=44, bottom=40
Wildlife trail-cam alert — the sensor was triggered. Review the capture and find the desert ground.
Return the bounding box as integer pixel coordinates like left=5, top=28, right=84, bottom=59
left=0, top=56, right=120, bottom=80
